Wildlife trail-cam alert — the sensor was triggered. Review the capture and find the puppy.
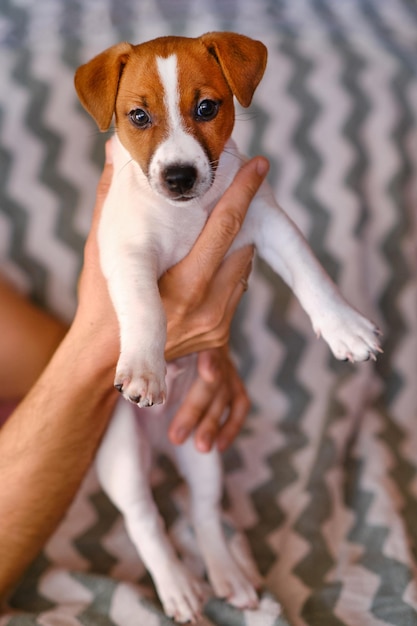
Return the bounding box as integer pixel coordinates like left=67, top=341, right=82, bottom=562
left=75, top=32, right=381, bottom=622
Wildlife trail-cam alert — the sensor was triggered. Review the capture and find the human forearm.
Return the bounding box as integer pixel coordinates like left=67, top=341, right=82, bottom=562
left=0, top=325, right=118, bottom=598
left=0, top=278, right=67, bottom=399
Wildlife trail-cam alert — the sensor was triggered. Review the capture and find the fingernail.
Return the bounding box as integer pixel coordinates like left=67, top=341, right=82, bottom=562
left=197, top=433, right=212, bottom=452
left=173, top=427, right=188, bottom=443
left=256, top=157, right=269, bottom=177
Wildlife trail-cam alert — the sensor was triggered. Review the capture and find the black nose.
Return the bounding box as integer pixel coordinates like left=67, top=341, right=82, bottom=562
left=163, top=165, right=197, bottom=195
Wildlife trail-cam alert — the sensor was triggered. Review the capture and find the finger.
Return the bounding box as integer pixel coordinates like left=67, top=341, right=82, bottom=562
left=197, top=349, right=223, bottom=384
left=216, top=377, right=250, bottom=452
left=98, top=141, right=114, bottom=197
left=164, top=247, right=254, bottom=358
left=214, top=245, right=254, bottom=297
left=209, top=245, right=254, bottom=323
left=186, top=247, right=253, bottom=349
left=194, top=385, right=231, bottom=452
left=218, top=269, right=251, bottom=335
left=191, top=247, right=254, bottom=349
left=168, top=376, right=213, bottom=445
left=105, top=138, right=113, bottom=164
left=90, top=141, right=114, bottom=233
left=79, top=141, right=115, bottom=300
left=185, top=157, right=269, bottom=284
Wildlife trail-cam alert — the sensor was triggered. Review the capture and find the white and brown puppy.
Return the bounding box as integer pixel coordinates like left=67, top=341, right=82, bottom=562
left=75, top=33, right=381, bottom=622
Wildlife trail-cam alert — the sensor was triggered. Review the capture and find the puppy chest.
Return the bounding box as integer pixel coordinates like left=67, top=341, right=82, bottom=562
left=154, top=211, right=207, bottom=275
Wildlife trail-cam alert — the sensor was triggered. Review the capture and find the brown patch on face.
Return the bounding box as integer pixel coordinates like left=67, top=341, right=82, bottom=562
left=114, top=37, right=235, bottom=176
left=114, top=50, right=169, bottom=175
left=175, top=42, right=235, bottom=168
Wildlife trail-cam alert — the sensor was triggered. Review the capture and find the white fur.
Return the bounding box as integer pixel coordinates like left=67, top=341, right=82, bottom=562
left=148, top=55, right=212, bottom=199
left=157, top=55, right=180, bottom=129
left=96, top=51, right=381, bottom=623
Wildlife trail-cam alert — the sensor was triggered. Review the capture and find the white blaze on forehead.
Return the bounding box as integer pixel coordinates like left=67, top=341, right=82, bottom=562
left=149, top=53, right=212, bottom=202
left=156, top=54, right=182, bottom=132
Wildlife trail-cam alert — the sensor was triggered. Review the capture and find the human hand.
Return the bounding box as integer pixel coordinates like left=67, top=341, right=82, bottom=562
left=72, top=142, right=120, bottom=373
left=169, top=346, right=250, bottom=452
left=163, top=156, right=269, bottom=449
left=160, top=156, right=270, bottom=360
left=75, top=143, right=269, bottom=371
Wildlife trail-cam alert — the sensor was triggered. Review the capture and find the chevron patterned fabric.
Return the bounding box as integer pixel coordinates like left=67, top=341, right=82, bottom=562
left=1, top=1, right=417, bottom=624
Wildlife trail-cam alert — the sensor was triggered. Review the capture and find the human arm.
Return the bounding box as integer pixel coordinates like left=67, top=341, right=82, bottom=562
left=0, top=276, right=248, bottom=452
left=0, top=154, right=120, bottom=598
left=0, top=278, right=67, bottom=399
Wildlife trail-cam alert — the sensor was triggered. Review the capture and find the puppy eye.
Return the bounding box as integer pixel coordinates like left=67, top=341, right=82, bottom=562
left=196, top=99, right=219, bottom=121
left=129, top=108, right=151, bottom=128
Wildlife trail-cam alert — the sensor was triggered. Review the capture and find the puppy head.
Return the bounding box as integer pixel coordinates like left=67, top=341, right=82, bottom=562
left=75, top=33, right=267, bottom=202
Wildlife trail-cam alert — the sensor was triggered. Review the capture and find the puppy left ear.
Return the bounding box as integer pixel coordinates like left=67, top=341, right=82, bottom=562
left=200, top=32, right=267, bottom=107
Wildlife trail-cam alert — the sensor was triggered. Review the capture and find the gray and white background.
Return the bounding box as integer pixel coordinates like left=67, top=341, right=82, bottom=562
left=0, top=1, right=416, bottom=625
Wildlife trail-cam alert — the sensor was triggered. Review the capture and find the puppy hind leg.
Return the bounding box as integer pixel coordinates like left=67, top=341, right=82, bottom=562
left=96, top=401, right=203, bottom=623
left=175, top=439, right=259, bottom=609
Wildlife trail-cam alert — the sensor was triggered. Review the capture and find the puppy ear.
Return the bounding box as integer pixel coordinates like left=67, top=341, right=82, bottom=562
left=200, top=32, right=267, bottom=107
left=75, top=42, right=133, bottom=131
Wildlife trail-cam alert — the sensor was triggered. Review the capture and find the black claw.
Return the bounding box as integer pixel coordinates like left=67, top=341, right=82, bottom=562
left=134, top=397, right=154, bottom=407
left=130, top=395, right=142, bottom=404
left=114, top=383, right=123, bottom=393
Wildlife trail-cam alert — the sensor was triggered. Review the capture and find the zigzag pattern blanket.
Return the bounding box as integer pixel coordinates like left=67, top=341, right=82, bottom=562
left=0, top=1, right=416, bottom=624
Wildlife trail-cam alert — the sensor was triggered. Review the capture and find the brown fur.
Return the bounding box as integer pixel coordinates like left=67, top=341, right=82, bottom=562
left=74, top=33, right=267, bottom=174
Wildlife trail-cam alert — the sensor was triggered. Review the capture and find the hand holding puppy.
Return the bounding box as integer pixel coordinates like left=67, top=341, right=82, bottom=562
left=76, top=140, right=268, bottom=450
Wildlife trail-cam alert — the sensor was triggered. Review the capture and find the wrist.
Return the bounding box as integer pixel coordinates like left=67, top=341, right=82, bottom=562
left=54, top=321, right=119, bottom=400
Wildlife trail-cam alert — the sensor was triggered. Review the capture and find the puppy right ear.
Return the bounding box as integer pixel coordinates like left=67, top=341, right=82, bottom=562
left=75, top=42, right=132, bottom=131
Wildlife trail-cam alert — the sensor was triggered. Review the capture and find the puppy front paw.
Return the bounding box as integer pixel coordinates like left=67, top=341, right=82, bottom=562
left=114, top=354, right=167, bottom=407
left=313, top=305, right=382, bottom=363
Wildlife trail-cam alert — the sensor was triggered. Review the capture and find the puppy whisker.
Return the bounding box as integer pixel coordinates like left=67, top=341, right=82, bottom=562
left=234, top=112, right=261, bottom=123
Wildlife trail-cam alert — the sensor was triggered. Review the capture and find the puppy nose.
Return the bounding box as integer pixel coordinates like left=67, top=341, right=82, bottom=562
left=163, top=165, right=197, bottom=195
